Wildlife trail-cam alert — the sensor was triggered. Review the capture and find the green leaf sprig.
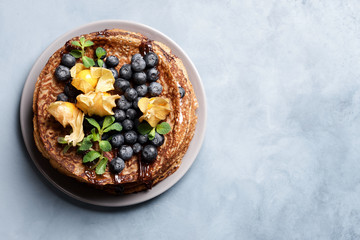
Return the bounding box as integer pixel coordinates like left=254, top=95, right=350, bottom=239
left=81, top=116, right=122, bottom=174
left=58, top=116, right=122, bottom=175
left=137, top=121, right=171, bottom=140
left=95, top=47, right=106, bottom=68
left=70, top=36, right=95, bottom=68
left=57, top=136, right=72, bottom=154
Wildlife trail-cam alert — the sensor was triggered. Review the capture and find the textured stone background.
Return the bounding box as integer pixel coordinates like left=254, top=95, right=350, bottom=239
left=2, top=0, right=360, bottom=239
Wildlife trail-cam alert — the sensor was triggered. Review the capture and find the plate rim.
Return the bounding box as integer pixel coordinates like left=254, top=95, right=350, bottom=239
left=20, top=19, right=207, bottom=207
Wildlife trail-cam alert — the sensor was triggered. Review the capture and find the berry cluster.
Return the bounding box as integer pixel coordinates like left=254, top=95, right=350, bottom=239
left=54, top=54, right=81, bottom=102
left=53, top=46, right=180, bottom=175
left=108, top=52, right=165, bottom=174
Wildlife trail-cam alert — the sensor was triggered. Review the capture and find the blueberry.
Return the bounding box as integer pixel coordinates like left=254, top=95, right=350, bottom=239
left=124, top=88, right=138, bottom=101
left=116, top=96, right=132, bottom=110
left=144, top=52, right=159, bottom=68
left=95, top=47, right=107, bottom=60
left=179, top=86, right=185, bottom=98
left=122, top=119, right=134, bottom=131
left=118, top=145, right=133, bottom=161
left=114, top=79, right=130, bottom=93
left=105, top=55, right=119, bottom=68
left=61, top=54, right=76, bottom=68
left=136, top=84, right=148, bottom=97
left=110, top=133, right=125, bottom=148
left=124, top=131, right=138, bottom=144
left=141, top=145, right=158, bottom=163
left=133, top=72, right=147, bottom=85
left=131, top=55, right=146, bottom=72
left=131, top=53, right=142, bottom=61
left=133, top=97, right=142, bottom=110
left=109, top=157, right=125, bottom=174
left=114, top=109, right=126, bottom=122
left=64, top=82, right=81, bottom=97
left=126, top=108, right=137, bottom=120
left=119, top=64, right=132, bottom=80
left=146, top=68, right=159, bottom=82
left=56, top=93, right=69, bottom=102
left=150, top=132, right=164, bottom=147
left=137, top=134, right=148, bottom=145
left=109, top=68, right=119, bottom=79
left=132, top=143, right=142, bottom=154
left=148, top=82, right=163, bottom=96
left=55, top=65, right=71, bottom=82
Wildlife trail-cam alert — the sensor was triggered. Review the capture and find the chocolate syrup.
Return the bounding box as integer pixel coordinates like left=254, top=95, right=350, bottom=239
left=85, top=170, right=96, bottom=184
left=114, top=174, right=121, bottom=184
left=83, top=149, right=117, bottom=184
left=97, top=29, right=110, bottom=37
left=139, top=40, right=153, bottom=56
left=138, top=155, right=153, bottom=189
left=64, top=40, right=72, bottom=52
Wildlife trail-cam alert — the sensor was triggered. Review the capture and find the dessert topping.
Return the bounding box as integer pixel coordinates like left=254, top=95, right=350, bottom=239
left=178, top=86, right=185, bottom=98
left=137, top=97, right=172, bottom=140
left=70, top=36, right=95, bottom=68
left=76, top=92, right=120, bottom=117
left=78, top=116, right=123, bottom=175
left=95, top=47, right=107, bottom=67
left=51, top=47, right=172, bottom=175
left=49, top=61, right=120, bottom=148
left=47, top=102, right=84, bottom=146
left=70, top=63, right=116, bottom=93
left=138, top=97, right=171, bottom=127
left=55, top=65, right=71, bottom=82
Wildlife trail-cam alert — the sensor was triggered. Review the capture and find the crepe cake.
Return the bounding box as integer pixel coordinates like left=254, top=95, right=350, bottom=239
left=32, top=29, right=198, bottom=194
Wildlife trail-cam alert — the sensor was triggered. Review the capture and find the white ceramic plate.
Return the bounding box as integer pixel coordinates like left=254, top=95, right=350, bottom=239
left=20, top=20, right=207, bottom=207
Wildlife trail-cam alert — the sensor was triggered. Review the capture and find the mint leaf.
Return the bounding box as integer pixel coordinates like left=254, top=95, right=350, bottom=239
left=103, top=122, right=122, bottom=133
left=79, top=36, right=85, bottom=46
left=78, top=138, right=92, bottom=151
left=96, top=157, right=108, bottom=175
left=86, top=118, right=101, bottom=131
left=137, top=122, right=153, bottom=135
left=84, top=40, right=94, bottom=47
left=89, top=128, right=99, bottom=142
left=97, top=59, right=104, bottom=68
left=83, top=151, right=101, bottom=163
left=71, top=41, right=81, bottom=47
left=96, top=47, right=106, bottom=59
left=82, top=56, right=95, bottom=68
left=156, top=122, right=171, bottom=135
left=70, top=50, right=81, bottom=58
left=99, top=140, right=112, bottom=152
left=102, top=116, right=115, bottom=130
left=91, top=128, right=100, bottom=142
left=85, top=134, right=93, bottom=141
left=148, top=127, right=156, bottom=140
left=63, top=144, right=71, bottom=154
left=57, top=137, right=68, bottom=144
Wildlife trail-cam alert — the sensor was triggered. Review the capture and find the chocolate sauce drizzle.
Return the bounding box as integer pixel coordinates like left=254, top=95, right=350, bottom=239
left=139, top=39, right=153, bottom=56
left=96, top=29, right=111, bottom=37
left=138, top=156, right=153, bottom=189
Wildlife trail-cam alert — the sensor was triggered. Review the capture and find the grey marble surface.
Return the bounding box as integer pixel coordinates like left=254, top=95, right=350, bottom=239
left=2, top=0, right=360, bottom=239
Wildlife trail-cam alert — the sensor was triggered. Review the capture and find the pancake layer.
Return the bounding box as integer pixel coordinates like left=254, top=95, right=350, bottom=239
left=33, top=29, right=198, bottom=194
